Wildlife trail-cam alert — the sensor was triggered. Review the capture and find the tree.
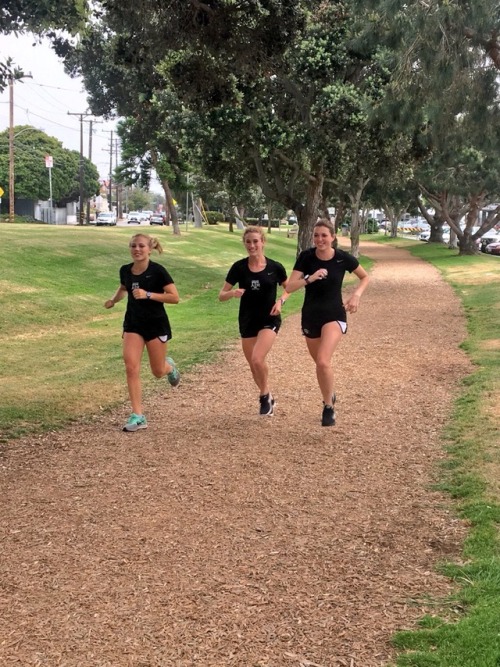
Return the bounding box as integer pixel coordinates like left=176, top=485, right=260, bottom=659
left=0, top=0, right=89, bottom=91
left=115, top=113, right=187, bottom=234
left=163, top=1, right=392, bottom=252
left=124, top=187, right=153, bottom=213
left=352, top=0, right=500, bottom=254
left=0, top=125, right=99, bottom=203
left=66, top=2, right=398, bottom=252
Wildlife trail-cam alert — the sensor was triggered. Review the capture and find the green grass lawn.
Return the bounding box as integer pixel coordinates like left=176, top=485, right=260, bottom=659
left=0, top=222, right=368, bottom=440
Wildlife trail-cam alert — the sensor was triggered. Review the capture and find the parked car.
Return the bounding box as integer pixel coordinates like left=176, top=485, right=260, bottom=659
left=95, top=212, right=117, bottom=226
left=480, top=230, right=500, bottom=252
left=484, top=240, right=500, bottom=256
left=150, top=213, right=166, bottom=225
left=127, top=211, right=143, bottom=224
left=419, top=227, right=450, bottom=243
left=141, top=210, right=154, bottom=221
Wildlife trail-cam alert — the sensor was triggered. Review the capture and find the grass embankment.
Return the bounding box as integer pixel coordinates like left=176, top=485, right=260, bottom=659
left=377, top=236, right=500, bottom=667
left=0, top=223, right=369, bottom=441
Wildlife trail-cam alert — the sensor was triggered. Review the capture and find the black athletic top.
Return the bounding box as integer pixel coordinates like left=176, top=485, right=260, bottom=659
left=293, top=248, right=359, bottom=323
left=225, top=257, right=287, bottom=331
left=119, top=260, right=174, bottom=329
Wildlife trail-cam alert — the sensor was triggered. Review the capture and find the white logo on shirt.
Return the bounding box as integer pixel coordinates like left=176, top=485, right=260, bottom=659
left=251, top=280, right=260, bottom=291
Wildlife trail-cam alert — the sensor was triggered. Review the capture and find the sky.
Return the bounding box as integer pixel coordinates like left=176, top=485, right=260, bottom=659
left=0, top=33, right=120, bottom=182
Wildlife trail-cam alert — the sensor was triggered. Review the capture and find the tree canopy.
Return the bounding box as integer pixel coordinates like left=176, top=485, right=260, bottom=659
left=0, top=125, right=99, bottom=203
left=57, top=0, right=500, bottom=254
left=0, top=0, right=89, bottom=91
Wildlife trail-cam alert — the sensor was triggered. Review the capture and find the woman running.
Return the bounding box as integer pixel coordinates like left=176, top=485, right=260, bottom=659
left=219, top=226, right=288, bottom=416
left=286, top=218, right=370, bottom=426
left=104, top=233, right=180, bottom=432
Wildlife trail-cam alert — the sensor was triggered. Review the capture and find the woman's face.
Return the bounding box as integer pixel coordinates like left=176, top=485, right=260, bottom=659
left=313, top=225, right=334, bottom=250
left=244, top=232, right=265, bottom=255
left=129, top=236, right=151, bottom=260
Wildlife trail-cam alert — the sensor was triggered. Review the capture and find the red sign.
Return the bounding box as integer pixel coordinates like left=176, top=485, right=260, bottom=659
left=45, top=155, right=53, bottom=168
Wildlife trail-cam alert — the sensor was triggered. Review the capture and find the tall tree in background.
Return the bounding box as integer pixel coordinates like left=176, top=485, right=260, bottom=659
left=0, top=125, right=99, bottom=203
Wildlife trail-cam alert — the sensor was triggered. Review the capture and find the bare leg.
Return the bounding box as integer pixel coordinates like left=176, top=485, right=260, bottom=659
left=241, top=328, right=277, bottom=395
left=123, top=333, right=146, bottom=414
left=305, top=322, right=343, bottom=405
left=145, top=337, right=169, bottom=377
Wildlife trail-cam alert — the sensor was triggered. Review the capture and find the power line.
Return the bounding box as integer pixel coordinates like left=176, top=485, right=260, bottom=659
left=23, top=81, right=71, bottom=112
left=29, top=81, right=83, bottom=93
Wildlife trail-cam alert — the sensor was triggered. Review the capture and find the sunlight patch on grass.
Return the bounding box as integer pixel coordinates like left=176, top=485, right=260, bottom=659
left=0, top=281, right=38, bottom=294
left=479, top=339, right=500, bottom=350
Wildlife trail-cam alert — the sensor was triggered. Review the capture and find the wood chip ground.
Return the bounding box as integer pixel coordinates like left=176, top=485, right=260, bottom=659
left=0, top=242, right=473, bottom=666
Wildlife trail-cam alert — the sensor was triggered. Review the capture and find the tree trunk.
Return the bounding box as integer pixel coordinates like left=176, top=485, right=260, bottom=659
left=458, top=232, right=480, bottom=255
left=160, top=177, right=181, bottom=235
left=150, top=149, right=180, bottom=235
left=348, top=178, right=370, bottom=257
left=232, top=206, right=246, bottom=230
left=297, top=172, right=325, bottom=254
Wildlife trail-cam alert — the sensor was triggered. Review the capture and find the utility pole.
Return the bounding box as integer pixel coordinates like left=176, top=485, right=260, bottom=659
left=84, top=119, right=102, bottom=223
left=115, top=137, right=121, bottom=219
left=8, top=73, right=32, bottom=223
left=9, top=77, right=14, bottom=223
left=108, top=130, right=113, bottom=211
left=86, top=120, right=93, bottom=224
left=102, top=130, right=117, bottom=214
left=67, top=111, right=90, bottom=224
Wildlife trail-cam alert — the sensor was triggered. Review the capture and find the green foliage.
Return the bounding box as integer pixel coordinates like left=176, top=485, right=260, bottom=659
left=66, top=0, right=396, bottom=251
left=0, top=0, right=88, bottom=34
left=0, top=125, right=99, bottom=202
left=125, top=187, right=154, bottom=213
left=205, top=211, right=225, bottom=225
left=0, top=0, right=89, bottom=91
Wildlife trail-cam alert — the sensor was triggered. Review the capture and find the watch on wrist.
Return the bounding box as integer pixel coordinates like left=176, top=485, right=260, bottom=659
left=304, top=275, right=310, bottom=285
left=146, top=291, right=152, bottom=299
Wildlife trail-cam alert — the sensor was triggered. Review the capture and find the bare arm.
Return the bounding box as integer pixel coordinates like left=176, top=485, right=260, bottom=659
left=344, top=265, right=370, bottom=313
left=104, top=285, right=127, bottom=309
left=131, top=282, right=180, bottom=304
left=286, top=268, right=328, bottom=293
left=270, top=280, right=289, bottom=315
left=218, top=281, right=245, bottom=302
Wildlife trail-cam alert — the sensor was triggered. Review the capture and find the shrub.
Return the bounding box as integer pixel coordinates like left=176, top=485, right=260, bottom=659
left=205, top=211, right=225, bottom=225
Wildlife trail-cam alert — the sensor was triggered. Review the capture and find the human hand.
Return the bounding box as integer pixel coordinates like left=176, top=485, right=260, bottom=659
left=132, top=288, right=146, bottom=299
left=104, top=299, right=114, bottom=309
left=233, top=288, right=245, bottom=299
left=344, top=294, right=360, bottom=313
left=270, top=301, right=282, bottom=316
left=313, top=269, right=328, bottom=282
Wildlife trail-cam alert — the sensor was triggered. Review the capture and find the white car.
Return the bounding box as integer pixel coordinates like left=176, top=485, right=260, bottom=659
left=127, top=211, right=145, bottom=224
left=95, top=212, right=117, bottom=226
left=419, top=227, right=450, bottom=243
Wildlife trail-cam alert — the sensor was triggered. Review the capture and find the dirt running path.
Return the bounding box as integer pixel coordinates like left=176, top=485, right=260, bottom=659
left=0, top=242, right=473, bottom=667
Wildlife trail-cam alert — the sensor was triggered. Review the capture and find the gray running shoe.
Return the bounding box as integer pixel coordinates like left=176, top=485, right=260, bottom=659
left=123, top=413, right=148, bottom=432
left=166, top=357, right=180, bottom=387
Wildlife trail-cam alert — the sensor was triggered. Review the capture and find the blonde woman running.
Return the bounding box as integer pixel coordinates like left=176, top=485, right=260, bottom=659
left=104, top=233, right=180, bottom=432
